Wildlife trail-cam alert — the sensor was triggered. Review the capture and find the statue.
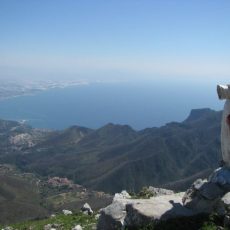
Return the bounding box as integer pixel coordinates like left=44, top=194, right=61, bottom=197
left=202, top=85, right=230, bottom=185
left=217, top=85, right=230, bottom=166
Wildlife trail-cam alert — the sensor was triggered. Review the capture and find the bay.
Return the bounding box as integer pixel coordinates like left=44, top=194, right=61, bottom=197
left=0, top=81, right=223, bottom=130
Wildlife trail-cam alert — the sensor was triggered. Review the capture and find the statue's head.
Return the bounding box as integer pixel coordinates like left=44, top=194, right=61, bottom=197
left=217, top=85, right=230, bottom=100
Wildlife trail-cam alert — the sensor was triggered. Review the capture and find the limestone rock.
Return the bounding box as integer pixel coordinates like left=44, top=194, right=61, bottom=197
left=199, top=182, right=224, bottom=200
left=43, top=223, right=61, bottom=230
left=113, top=190, right=131, bottom=201
left=193, top=178, right=207, bottom=190
left=216, top=192, right=230, bottom=215
left=97, top=192, right=195, bottom=230
left=97, top=201, right=127, bottom=230
left=3, top=227, right=13, bottom=230
left=221, top=192, right=230, bottom=206
left=147, top=187, right=174, bottom=196
left=125, top=193, right=194, bottom=227
left=183, top=179, right=225, bottom=214
left=72, top=225, right=82, bottom=230
left=81, top=203, right=93, bottom=215
left=182, top=169, right=230, bottom=215
left=43, top=224, right=52, bottom=230
left=209, top=167, right=230, bottom=185
left=224, top=215, right=230, bottom=228
left=95, top=213, right=101, bottom=220
left=62, top=209, right=72, bottom=215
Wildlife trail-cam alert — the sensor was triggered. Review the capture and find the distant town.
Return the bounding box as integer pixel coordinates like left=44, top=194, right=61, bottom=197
left=0, top=79, right=89, bottom=100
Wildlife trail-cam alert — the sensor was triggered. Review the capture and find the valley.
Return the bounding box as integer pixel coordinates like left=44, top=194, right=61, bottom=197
left=0, top=108, right=222, bottom=194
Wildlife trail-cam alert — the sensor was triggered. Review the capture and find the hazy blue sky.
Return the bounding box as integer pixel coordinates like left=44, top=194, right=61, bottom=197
left=0, top=0, right=230, bottom=82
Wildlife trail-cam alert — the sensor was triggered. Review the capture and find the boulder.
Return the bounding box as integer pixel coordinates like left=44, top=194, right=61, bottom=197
left=221, top=192, right=230, bottom=207
left=98, top=168, right=230, bottom=229
left=72, top=225, right=82, bottom=230
left=44, top=224, right=52, bottom=230
left=193, top=178, right=207, bottom=190
left=183, top=172, right=230, bottom=214
left=216, top=192, right=230, bottom=215
left=209, top=167, right=230, bottom=185
left=43, top=224, right=60, bottom=230
left=113, top=190, right=131, bottom=201
left=183, top=180, right=224, bottom=214
left=199, top=182, right=224, bottom=200
left=97, top=200, right=127, bottom=230
left=224, top=215, right=230, bottom=228
left=95, top=213, right=101, bottom=220
left=97, top=192, right=195, bottom=230
left=125, top=193, right=194, bottom=227
left=81, top=203, right=93, bottom=215
left=62, top=209, right=72, bottom=215
left=3, top=227, right=13, bottom=230
left=147, top=187, right=174, bottom=196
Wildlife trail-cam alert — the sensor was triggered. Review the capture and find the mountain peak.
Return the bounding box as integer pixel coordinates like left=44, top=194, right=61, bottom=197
left=102, top=123, right=135, bottom=131
left=184, top=108, right=216, bottom=123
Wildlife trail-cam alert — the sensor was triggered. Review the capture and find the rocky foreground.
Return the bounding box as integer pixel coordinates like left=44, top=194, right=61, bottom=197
left=98, top=166, right=230, bottom=229
left=3, top=176, right=230, bottom=230
left=2, top=183, right=230, bottom=230
left=2, top=165, right=230, bottom=229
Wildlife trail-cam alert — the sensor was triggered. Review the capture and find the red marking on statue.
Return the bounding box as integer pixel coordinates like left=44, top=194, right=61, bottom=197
left=226, top=114, right=230, bottom=126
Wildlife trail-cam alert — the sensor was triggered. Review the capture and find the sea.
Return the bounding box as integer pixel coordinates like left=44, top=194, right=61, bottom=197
left=0, top=80, right=224, bottom=130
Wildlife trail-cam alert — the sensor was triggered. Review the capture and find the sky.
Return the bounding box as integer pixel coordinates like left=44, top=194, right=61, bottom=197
left=0, top=0, right=230, bottom=83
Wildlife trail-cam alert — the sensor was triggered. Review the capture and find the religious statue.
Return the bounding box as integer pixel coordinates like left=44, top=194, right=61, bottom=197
left=217, top=84, right=230, bottom=166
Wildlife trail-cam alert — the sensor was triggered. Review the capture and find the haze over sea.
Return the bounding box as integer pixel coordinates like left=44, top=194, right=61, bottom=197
left=0, top=1, right=229, bottom=129
left=0, top=80, right=223, bottom=130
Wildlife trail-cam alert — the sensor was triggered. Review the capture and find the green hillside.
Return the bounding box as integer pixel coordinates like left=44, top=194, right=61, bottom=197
left=0, top=165, right=112, bottom=225
left=0, top=108, right=222, bottom=193
left=0, top=165, right=47, bottom=224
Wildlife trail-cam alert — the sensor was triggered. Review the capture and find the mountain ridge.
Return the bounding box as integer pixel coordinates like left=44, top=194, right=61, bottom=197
left=0, top=108, right=222, bottom=193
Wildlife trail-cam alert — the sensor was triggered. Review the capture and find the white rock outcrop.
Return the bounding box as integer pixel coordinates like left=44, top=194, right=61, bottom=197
left=72, top=225, right=82, bottom=230
left=146, top=187, right=174, bottom=196
left=97, top=190, right=194, bottom=230
left=81, top=203, right=93, bottom=215
left=62, top=209, right=72, bottom=215
left=113, top=190, right=131, bottom=202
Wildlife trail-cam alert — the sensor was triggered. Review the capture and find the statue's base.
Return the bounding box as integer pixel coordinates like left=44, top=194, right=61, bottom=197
left=209, top=166, right=230, bottom=188
left=183, top=166, right=230, bottom=215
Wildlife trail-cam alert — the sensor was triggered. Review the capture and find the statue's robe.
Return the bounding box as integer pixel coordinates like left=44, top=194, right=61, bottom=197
left=221, top=99, right=230, bottom=166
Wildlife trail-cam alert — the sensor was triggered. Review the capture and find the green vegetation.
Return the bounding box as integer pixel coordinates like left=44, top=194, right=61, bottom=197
left=136, top=187, right=155, bottom=199
left=0, top=203, right=227, bottom=230
left=0, top=108, right=222, bottom=194
left=129, top=186, right=155, bottom=199
left=0, top=212, right=97, bottom=230
left=0, top=169, right=48, bottom=224
left=0, top=165, right=112, bottom=225
left=0, top=213, right=224, bottom=230
left=0, top=109, right=224, bottom=227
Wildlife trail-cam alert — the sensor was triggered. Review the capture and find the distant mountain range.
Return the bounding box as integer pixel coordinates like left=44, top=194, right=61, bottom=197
left=0, top=108, right=222, bottom=193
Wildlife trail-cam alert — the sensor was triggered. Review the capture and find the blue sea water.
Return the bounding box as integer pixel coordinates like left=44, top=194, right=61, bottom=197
left=0, top=81, right=223, bottom=130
